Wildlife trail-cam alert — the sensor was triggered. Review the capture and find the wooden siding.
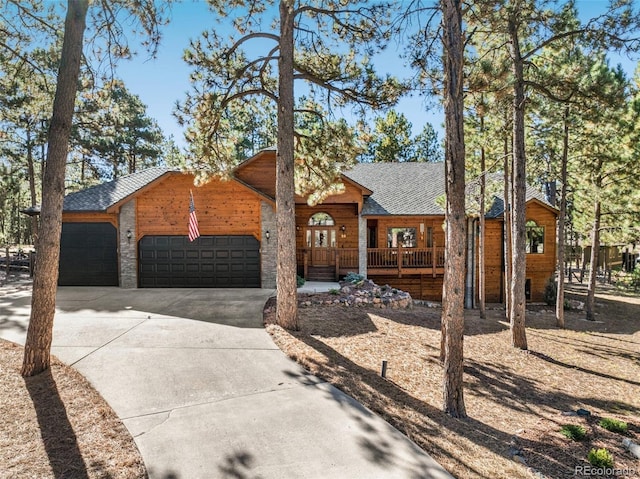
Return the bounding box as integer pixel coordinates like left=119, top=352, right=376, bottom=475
left=370, top=216, right=446, bottom=249
left=135, top=173, right=262, bottom=241
left=367, top=274, right=444, bottom=301
left=297, top=181, right=363, bottom=211
left=480, top=219, right=504, bottom=303
left=61, top=212, right=117, bottom=227
left=234, top=150, right=365, bottom=210
left=524, top=201, right=557, bottom=302
left=476, top=203, right=557, bottom=303
left=234, top=151, right=277, bottom=198
left=295, top=204, right=360, bottom=250
left=369, top=204, right=556, bottom=304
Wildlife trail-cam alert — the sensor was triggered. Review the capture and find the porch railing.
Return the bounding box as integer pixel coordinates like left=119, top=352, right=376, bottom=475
left=367, top=244, right=445, bottom=277
left=296, top=247, right=359, bottom=280
left=296, top=244, right=445, bottom=279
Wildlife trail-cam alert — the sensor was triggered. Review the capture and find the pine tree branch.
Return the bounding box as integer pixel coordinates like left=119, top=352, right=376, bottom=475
left=226, top=32, right=280, bottom=58
left=521, top=29, right=586, bottom=61
left=293, top=71, right=361, bottom=104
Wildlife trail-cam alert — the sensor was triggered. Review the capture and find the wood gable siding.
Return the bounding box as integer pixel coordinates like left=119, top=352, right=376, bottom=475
left=235, top=150, right=365, bottom=211
left=234, top=151, right=277, bottom=198
left=135, top=173, right=263, bottom=241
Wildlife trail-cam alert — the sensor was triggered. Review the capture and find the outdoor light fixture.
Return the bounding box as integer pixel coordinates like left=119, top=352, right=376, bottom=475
left=126, top=229, right=132, bottom=243
left=265, top=230, right=270, bottom=242
left=340, top=225, right=346, bottom=239
left=419, top=223, right=425, bottom=240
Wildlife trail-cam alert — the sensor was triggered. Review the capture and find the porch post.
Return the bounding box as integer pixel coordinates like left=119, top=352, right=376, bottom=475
left=358, top=214, right=367, bottom=277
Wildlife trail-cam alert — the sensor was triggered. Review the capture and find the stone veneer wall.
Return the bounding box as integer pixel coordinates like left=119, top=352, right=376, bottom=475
left=119, top=199, right=137, bottom=288
left=358, top=214, right=367, bottom=277
left=260, top=201, right=277, bottom=289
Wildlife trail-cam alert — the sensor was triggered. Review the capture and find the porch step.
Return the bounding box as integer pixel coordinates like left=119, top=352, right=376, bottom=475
left=306, top=266, right=336, bottom=282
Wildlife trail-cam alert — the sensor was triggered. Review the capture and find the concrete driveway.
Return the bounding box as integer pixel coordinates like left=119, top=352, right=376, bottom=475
left=0, top=286, right=452, bottom=479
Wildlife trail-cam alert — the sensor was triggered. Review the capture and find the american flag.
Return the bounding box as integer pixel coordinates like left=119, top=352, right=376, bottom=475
left=188, top=190, right=200, bottom=242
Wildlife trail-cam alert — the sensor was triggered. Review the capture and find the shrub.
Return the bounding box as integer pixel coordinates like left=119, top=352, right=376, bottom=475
left=296, top=275, right=306, bottom=288
left=344, top=272, right=365, bottom=284
left=588, top=448, right=613, bottom=468
left=543, top=277, right=557, bottom=306
left=599, top=418, right=628, bottom=434
left=328, top=288, right=340, bottom=295
left=560, top=424, right=586, bottom=441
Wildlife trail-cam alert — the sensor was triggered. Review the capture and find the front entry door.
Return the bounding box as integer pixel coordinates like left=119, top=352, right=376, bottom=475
left=306, top=227, right=336, bottom=266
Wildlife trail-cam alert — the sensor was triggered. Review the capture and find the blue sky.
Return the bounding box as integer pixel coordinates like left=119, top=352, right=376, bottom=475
left=114, top=0, right=638, bottom=149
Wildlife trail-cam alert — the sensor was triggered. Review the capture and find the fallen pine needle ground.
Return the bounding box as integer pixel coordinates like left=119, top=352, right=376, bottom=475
left=265, top=284, right=640, bottom=479
left=0, top=340, right=146, bottom=479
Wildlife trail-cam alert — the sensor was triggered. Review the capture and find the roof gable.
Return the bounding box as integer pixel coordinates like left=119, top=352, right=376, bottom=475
left=63, top=167, right=173, bottom=212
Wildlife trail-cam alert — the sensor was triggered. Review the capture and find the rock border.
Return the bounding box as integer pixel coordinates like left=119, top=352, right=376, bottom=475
left=298, top=279, right=413, bottom=309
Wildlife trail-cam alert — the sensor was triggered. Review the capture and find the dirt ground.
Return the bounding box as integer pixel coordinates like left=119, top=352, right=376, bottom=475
left=265, top=283, right=640, bottom=479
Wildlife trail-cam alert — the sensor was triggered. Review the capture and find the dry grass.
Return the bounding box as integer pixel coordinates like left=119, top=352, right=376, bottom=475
left=265, top=286, right=640, bottom=479
left=0, top=340, right=146, bottom=479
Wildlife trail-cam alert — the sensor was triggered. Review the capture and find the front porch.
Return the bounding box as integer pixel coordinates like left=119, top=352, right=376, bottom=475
left=296, top=245, right=446, bottom=281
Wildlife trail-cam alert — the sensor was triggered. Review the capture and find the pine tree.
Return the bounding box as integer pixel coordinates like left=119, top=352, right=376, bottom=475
left=179, top=0, right=403, bottom=329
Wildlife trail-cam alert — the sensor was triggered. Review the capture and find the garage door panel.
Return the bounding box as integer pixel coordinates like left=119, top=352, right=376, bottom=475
left=138, top=235, right=260, bottom=288
left=199, top=237, right=215, bottom=247
left=59, top=223, right=118, bottom=286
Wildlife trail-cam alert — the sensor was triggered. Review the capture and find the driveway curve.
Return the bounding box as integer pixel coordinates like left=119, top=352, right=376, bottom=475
left=1, top=286, right=452, bottom=479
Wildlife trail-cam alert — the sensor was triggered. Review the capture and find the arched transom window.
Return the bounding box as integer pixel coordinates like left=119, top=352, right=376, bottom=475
left=308, top=212, right=335, bottom=226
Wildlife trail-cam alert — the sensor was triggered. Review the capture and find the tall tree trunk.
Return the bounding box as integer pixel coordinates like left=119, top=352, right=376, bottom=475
left=555, top=106, right=569, bottom=328
left=26, top=129, right=39, bottom=244
left=22, top=0, right=89, bottom=377
left=586, top=198, right=601, bottom=321
left=502, top=128, right=511, bottom=317
left=275, top=0, right=298, bottom=330
left=440, top=0, right=466, bottom=418
left=479, top=114, right=486, bottom=319
left=508, top=17, right=528, bottom=350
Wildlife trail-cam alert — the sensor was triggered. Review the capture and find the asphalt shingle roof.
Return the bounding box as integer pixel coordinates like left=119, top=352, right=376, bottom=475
left=344, top=162, right=446, bottom=216
left=343, top=162, right=554, bottom=217
left=63, top=167, right=172, bottom=211
left=63, top=162, right=554, bottom=216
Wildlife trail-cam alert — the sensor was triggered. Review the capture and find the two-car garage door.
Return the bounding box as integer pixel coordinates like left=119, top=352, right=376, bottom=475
left=138, top=235, right=260, bottom=288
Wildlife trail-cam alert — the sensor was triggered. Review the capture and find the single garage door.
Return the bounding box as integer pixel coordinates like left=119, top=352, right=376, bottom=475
left=58, top=222, right=118, bottom=286
left=138, top=235, right=260, bottom=288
